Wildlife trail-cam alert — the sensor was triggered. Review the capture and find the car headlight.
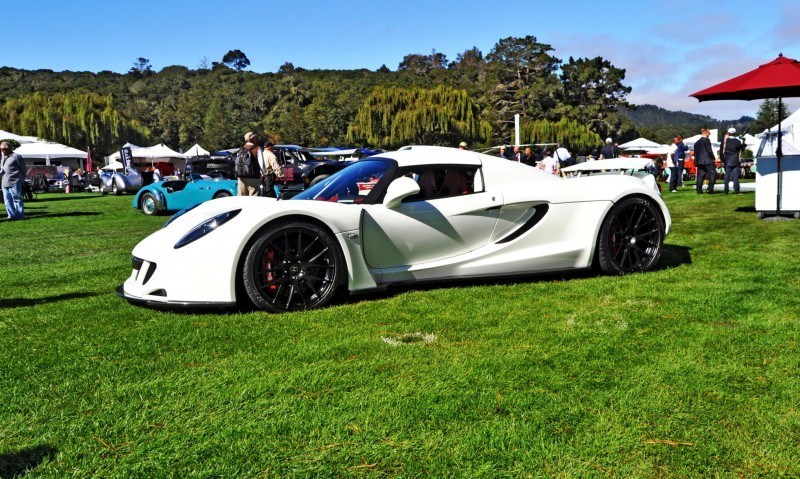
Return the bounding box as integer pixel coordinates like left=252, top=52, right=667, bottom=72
left=174, top=209, right=241, bottom=249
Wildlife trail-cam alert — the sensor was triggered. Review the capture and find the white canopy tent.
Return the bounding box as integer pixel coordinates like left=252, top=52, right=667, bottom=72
left=757, top=108, right=800, bottom=156
left=106, top=143, right=187, bottom=172
left=14, top=141, right=88, bottom=169
left=0, top=129, right=39, bottom=144
left=682, top=129, right=719, bottom=149
left=618, top=137, right=663, bottom=150
left=185, top=143, right=210, bottom=157
left=101, top=160, right=124, bottom=171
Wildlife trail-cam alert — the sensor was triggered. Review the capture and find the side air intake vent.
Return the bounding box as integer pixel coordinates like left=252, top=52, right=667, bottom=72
left=496, top=204, right=549, bottom=244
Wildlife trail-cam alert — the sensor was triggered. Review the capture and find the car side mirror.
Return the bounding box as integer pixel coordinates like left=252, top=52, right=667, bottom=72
left=383, top=176, right=420, bottom=209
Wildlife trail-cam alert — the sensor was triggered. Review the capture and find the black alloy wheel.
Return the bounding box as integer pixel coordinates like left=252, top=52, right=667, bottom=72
left=597, top=197, right=665, bottom=274
left=243, top=221, right=343, bottom=313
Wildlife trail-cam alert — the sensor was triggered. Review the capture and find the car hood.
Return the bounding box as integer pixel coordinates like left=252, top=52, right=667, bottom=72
left=161, top=195, right=362, bottom=238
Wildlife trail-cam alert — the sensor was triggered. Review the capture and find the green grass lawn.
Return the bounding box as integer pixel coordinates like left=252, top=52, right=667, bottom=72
left=1, top=187, right=798, bottom=478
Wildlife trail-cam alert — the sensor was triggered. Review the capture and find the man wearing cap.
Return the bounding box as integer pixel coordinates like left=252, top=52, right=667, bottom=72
left=238, top=132, right=262, bottom=196
left=458, top=141, right=468, bottom=150
left=598, top=138, right=618, bottom=160
left=498, top=145, right=509, bottom=160
left=720, top=127, right=746, bottom=194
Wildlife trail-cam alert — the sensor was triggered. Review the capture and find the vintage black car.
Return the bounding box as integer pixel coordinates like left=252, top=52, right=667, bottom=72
left=272, top=146, right=348, bottom=198
left=184, top=157, right=236, bottom=180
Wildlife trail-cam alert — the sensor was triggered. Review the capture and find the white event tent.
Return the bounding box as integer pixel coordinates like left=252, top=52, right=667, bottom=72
left=618, top=137, right=664, bottom=151
left=107, top=143, right=187, bottom=171
left=757, top=108, right=800, bottom=156
left=0, top=129, right=39, bottom=144
left=185, top=143, right=210, bottom=157
left=14, top=141, right=88, bottom=169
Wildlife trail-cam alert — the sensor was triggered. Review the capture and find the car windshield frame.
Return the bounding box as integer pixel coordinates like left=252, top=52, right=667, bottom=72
left=291, top=158, right=395, bottom=204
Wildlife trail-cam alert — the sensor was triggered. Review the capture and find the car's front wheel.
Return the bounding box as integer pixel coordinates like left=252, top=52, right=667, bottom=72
left=213, top=190, right=232, bottom=199
left=140, top=192, right=161, bottom=216
left=243, top=221, right=344, bottom=313
left=597, top=196, right=665, bottom=274
left=308, top=174, right=329, bottom=187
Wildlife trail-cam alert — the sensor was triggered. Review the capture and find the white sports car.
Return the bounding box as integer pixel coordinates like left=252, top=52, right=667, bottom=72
left=119, top=146, right=671, bottom=313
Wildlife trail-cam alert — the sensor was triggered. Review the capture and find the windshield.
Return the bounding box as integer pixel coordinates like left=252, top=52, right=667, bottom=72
left=292, top=160, right=389, bottom=203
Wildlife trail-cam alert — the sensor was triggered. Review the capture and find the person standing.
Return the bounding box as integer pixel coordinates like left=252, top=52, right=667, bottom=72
left=523, top=146, right=534, bottom=166
left=721, top=127, right=745, bottom=194
left=554, top=142, right=572, bottom=168
left=1, top=142, right=27, bottom=220
left=237, top=132, right=262, bottom=196
left=538, top=150, right=559, bottom=175
left=512, top=145, right=525, bottom=163
left=498, top=145, right=509, bottom=159
left=458, top=141, right=468, bottom=150
left=673, top=135, right=689, bottom=187
left=668, top=135, right=689, bottom=192
left=599, top=138, right=618, bottom=160
left=260, top=142, right=283, bottom=198
left=693, top=128, right=716, bottom=194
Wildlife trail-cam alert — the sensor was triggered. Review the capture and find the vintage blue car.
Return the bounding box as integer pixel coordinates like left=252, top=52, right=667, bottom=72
left=132, top=174, right=238, bottom=216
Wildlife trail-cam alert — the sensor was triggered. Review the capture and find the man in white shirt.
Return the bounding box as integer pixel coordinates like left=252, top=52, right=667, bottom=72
left=538, top=150, right=559, bottom=175
left=260, top=142, right=283, bottom=198
left=554, top=143, right=571, bottom=168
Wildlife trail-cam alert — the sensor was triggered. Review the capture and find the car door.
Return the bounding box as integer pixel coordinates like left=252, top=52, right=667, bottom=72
left=186, top=179, right=215, bottom=207
left=361, top=166, right=500, bottom=269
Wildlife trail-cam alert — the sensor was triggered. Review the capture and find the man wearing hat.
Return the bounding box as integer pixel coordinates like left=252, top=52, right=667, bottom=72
left=598, top=137, right=618, bottom=160
left=720, top=127, right=746, bottom=194
left=238, top=132, right=262, bottom=196
left=458, top=141, right=467, bottom=150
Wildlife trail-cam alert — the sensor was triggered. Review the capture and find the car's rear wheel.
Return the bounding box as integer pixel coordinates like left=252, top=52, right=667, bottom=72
left=243, top=221, right=344, bottom=313
left=140, top=192, right=160, bottom=216
left=597, top=196, right=664, bottom=274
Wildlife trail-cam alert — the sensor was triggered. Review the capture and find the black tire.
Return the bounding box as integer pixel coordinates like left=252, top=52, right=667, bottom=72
left=242, top=221, right=344, bottom=313
left=308, top=174, right=329, bottom=187
left=597, top=196, right=665, bottom=275
left=213, top=190, right=232, bottom=199
left=112, top=182, right=121, bottom=195
left=140, top=192, right=161, bottom=216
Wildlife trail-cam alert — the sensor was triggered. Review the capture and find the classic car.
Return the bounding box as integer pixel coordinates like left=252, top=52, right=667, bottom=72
left=184, top=157, right=236, bottom=180
left=272, top=145, right=348, bottom=197
left=119, top=146, right=671, bottom=313
left=131, top=174, right=237, bottom=216
left=25, top=165, right=68, bottom=192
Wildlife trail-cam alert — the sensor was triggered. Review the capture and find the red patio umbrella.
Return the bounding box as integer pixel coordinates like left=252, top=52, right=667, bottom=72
left=690, top=54, right=800, bottom=216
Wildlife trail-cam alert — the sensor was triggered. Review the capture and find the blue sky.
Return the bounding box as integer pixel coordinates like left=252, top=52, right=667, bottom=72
left=4, top=0, right=800, bottom=120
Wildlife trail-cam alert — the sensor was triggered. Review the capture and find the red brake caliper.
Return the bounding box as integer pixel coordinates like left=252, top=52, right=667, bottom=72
left=261, top=250, right=277, bottom=293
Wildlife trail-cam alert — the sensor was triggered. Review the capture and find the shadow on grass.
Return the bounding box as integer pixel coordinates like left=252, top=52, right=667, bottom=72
left=736, top=205, right=756, bottom=213
left=0, top=444, right=57, bottom=478
left=23, top=212, right=102, bottom=220
left=658, top=243, right=693, bottom=268
left=129, top=244, right=695, bottom=315
left=29, top=195, right=106, bottom=203
left=0, top=292, right=101, bottom=308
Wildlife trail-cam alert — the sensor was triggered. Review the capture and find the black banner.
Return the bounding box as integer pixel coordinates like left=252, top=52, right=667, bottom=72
left=119, top=147, right=133, bottom=171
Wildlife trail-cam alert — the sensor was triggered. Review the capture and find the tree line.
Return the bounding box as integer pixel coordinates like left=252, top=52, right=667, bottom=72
left=0, top=38, right=781, bottom=157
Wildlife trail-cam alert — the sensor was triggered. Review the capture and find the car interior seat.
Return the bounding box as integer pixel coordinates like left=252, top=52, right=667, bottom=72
left=439, top=169, right=468, bottom=198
